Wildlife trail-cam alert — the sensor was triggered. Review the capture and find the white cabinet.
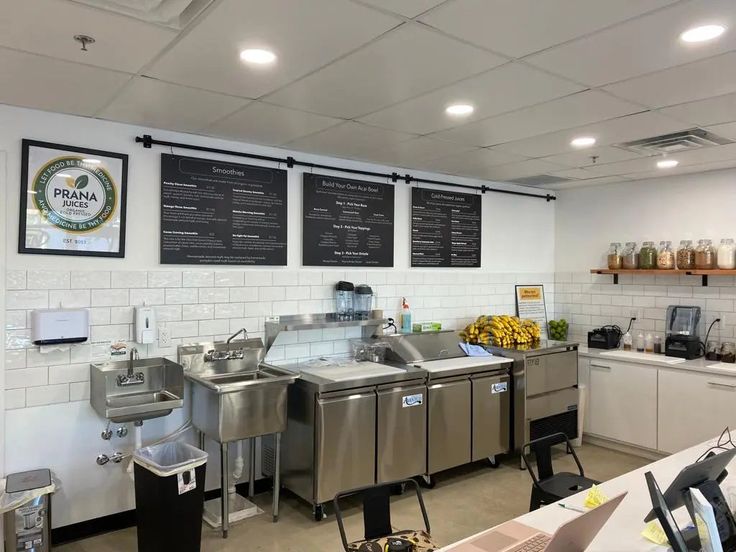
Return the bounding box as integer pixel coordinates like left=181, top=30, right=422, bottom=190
left=587, top=360, right=658, bottom=450
left=658, top=369, right=736, bottom=454
left=578, top=357, right=590, bottom=434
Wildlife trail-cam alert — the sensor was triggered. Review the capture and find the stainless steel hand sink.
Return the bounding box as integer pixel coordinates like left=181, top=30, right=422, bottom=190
left=90, top=357, right=184, bottom=423
left=179, top=338, right=298, bottom=443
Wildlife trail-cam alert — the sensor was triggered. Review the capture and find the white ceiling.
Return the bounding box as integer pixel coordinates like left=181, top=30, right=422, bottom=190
left=2, top=0, right=736, bottom=190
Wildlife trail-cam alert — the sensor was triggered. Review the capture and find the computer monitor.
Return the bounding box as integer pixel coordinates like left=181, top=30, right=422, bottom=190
left=645, top=471, right=689, bottom=552
left=644, top=447, right=736, bottom=523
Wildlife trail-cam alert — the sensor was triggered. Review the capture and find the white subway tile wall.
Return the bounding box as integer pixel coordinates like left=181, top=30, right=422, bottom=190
left=555, top=272, right=736, bottom=340
left=4, top=269, right=555, bottom=410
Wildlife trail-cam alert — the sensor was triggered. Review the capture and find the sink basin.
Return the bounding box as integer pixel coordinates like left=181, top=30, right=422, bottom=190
left=90, top=358, right=184, bottom=423
left=179, top=339, right=298, bottom=443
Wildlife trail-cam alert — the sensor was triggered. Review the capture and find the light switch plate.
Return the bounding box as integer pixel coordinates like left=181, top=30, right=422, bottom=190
left=158, top=326, right=171, bottom=347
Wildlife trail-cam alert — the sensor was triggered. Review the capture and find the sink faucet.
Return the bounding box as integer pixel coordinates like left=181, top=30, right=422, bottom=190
left=117, top=347, right=144, bottom=386
left=227, top=328, right=248, bottom=346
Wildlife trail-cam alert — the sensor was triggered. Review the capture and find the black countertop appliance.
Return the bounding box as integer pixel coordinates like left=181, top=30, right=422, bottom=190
left=665, top=305, right=702, bottom=360
left=587, top=326, right=622, bottom=349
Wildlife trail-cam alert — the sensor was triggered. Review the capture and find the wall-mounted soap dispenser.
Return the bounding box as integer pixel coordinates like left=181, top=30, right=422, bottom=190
left=135, top=306, right=156, bottom=344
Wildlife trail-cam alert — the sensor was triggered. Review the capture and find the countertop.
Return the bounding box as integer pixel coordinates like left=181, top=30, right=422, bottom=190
left=579, top=343, right=736, bottom=377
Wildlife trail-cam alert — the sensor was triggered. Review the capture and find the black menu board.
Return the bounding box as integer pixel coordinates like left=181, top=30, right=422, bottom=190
left=302, top=173, right=394, bottom=267
left=160, top=154, right=287, bottom=265
left=411, top=188, right=481, bottom=267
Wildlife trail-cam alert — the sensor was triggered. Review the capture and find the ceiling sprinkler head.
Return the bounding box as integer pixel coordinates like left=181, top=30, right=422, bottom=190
left=74, top=34, right=96, bottom=52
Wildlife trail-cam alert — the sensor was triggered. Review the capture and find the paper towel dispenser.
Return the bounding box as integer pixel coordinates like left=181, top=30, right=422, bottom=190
left=31, top=309, right=89, bottom=345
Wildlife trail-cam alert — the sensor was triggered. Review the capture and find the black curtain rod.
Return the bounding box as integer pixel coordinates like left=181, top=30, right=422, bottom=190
left=135, top=134, right=556, bottom=202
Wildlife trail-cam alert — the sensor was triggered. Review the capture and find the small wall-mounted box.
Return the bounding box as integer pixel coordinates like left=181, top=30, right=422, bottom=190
left=135, top=306, right=156, bottom=344
left=31, top=308, right=89, bottom=345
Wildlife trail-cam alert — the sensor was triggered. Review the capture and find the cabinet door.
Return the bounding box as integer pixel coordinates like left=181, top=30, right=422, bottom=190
left=377, top=384, right=427, bottom=483
left=578, top=357, right=590, bottom=434
left=588, top=360, right=657, bottom=449
left=472, top=374, right=510, bottom=461
left=658, top=369, right=736, bottom=454
left=428, top=378, right=471, bottom=473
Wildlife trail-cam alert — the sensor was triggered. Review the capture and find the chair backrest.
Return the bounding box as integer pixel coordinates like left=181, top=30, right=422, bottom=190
left=521, top=432, right=584, bottom=485
left=333, top=479, right=431, bottom=552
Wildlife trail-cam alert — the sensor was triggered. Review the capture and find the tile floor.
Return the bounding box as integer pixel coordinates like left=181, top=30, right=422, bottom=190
left=55, top=444, right=649, bottom=551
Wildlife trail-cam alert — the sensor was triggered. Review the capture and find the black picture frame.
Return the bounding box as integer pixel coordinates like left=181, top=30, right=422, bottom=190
left=19, top=139, right=128, bottom=258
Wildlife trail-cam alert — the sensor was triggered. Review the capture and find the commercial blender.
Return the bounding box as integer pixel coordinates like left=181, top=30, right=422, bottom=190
left=665, top=305, right=702, bottom=360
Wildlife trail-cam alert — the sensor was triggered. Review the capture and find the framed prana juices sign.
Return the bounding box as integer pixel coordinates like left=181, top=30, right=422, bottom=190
left=19, top=140, right=128, bottom=257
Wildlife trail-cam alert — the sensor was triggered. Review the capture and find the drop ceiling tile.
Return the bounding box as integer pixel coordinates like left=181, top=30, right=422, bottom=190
left=483, top=158, right=568, bottom=181
left=604, top=52, right=736, bottom=109
left=284, top=122, right=415, bottom=159
left=433, top=90, right=641, bottom=147
left=493, top=111, right=686, bottom=158
left=420, top=0, right=674, bottom=58
left=98, top=77, right=248, bottom=133
left=205, top=101, right=342, bottom=146
left=0, top=0, right=176, bottom=73
left=265, top=24, right=505, bottom=119
left=545, top=175, right=633, bottom=190
left=358, top=0, right=447, bottom=18
left=0, top=48, right=130, bottom=116
left=549, top=167, right=602, bottom=180
left=417, top=148, right=530, bottom=176
left=706, top=122, right=736, bottom=141
left=146, top=0, right=400, bottom=98
left=357, top=137, right=474, bottom=167
left=542, top=146, right=644, bottom=168
left=527, top=0, right=736, bottom=86
left=357, top=62, right=583, bottom=135
left=625, top=159, right=736, bottom=180
left=659, top=93, right=736, bottom=126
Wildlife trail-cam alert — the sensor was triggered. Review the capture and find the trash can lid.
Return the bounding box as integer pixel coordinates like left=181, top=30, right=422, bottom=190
left=6, top=469, right=51, bottom=493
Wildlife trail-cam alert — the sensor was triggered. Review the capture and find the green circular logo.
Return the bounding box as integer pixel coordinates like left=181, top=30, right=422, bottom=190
left=32, top=156, right=117, bottom=233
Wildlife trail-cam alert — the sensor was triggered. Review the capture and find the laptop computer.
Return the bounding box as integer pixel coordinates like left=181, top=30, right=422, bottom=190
left=446, top=492, right=627, bottom=552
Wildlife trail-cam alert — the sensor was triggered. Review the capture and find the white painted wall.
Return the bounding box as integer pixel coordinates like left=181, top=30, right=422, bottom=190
left=554, top=167, right=736, bottom=272
left=0, top=104, right=556, bottom=529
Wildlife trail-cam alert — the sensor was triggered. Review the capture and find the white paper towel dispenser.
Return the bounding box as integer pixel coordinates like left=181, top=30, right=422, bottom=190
left=31, top=309, right=89, bottom=345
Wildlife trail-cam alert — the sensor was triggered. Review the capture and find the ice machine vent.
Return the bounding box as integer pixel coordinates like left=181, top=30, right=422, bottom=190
left=508, top=175, right=575, bottom=187
left=614, top=128, right=732, bottom=155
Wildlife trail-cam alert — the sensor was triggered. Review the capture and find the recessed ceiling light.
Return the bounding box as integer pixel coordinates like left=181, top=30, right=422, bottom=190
left=680, top=24, right=726, bottom=43
left=657, top=159, right=679, bottom=169
left=240, top=48, right=277, bottom=65
left=570, top=136, right=596, bottom=148
left=445, top=103, right=474, bottom=116
left=82, top=158, right=101, bottom=164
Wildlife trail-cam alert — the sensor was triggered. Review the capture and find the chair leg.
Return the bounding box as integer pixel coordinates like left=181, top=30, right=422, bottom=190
left=529, top=488, right=542, bottom=512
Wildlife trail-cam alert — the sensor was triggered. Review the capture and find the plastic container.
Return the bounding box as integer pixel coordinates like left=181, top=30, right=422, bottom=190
left=721, top=342, right=736, bottom=364
left=335, top=281, right=354, bottom=321
left=645, top=333, right=654, bottom=353
left=622, top=242, right=639, bottom=269
left=354, top=285, right=373, bottom=320
left=622, top=331, right=633, bottom=351
left=676, top=240, right=695, bottom=269
left=636, top=332, right=645, bottom=353
left=639, top=241, right=657, bottom=269
left=607, top=242, right=622, bottom=270
left=657, top=241, right=675, bottom=269
left=653, top=335, right=662, bottom=355
left=706, top=341, right=721, bottom=361
left=695, top=239, right=716, bottom=269
left=717, top=238, right=736, bottom=269
left=133, top=442, right=208, bottom=552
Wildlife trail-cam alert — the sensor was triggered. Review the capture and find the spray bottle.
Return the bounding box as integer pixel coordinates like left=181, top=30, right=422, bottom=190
left=400, top=297, right=412, bottom=333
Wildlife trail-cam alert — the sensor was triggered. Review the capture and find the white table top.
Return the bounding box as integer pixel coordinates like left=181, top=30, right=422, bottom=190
left=299, top=361, right=404, bottom=382
left=413, top=356, right=510, bottom=373
left=442, top=437, right=736, bottom=551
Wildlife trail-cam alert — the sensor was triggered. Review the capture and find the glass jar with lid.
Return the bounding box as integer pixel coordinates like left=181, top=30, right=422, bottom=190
left=717, top=238, right=736, bottom=269
left=657, top=241, right=675, bottom=269
left=607, top=242, right=623, bottom=270
left=695, top=239, right=716, bottom=269
left=721, top=342, right=736, bottom=363
left=676, top=240, right=695, bottom=269
left=639, top=241, right=657, bottom=269
left=622, top=242, right=638, bottom=269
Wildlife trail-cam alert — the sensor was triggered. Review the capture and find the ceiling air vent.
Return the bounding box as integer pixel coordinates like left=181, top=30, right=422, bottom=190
left=508, top=175, right=575, bottom=187
left=73, top=0, right=214, bottom=29
left=614, top=128, right=732, bottom=155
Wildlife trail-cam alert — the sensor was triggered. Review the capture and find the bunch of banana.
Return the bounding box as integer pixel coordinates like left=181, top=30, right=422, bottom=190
left=459, top=315, right=493, bottom=345
left=487, top=315, right=541, bottom=347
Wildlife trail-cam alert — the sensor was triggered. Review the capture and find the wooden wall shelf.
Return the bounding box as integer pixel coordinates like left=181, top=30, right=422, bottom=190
left=590, top=268, right=736, bottom=286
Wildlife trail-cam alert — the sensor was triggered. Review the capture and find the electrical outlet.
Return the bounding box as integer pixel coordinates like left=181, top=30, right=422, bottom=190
left=158, top=326, right=171, bottom=347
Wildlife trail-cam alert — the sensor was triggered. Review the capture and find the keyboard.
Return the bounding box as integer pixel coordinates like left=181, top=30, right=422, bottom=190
left=509, top=534, right=551, bottom=552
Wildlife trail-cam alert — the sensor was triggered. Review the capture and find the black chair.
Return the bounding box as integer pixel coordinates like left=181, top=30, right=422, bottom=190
left=333, top=479, right=439, bottom=552
left=521, top=432, right=600, bottom=512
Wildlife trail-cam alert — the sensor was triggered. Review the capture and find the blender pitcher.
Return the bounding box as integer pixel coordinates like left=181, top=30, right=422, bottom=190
left=354, top=285, right=373, bottom=320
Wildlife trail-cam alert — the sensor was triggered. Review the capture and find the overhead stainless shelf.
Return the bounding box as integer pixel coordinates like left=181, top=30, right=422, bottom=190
left=265, top=313, right=387, bottom=349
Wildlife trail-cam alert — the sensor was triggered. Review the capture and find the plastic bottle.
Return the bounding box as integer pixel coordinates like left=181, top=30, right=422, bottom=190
left=645, top=333, right=654, bottom=353
left=622, top=331, right=632, bottom=351
left=400, top=297, right=412, bottom=333
left=636, top=332, right=645, bottom=353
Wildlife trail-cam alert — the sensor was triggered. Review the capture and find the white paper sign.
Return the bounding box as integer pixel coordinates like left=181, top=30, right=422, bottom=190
left=515, top=285, right=548, bottom=340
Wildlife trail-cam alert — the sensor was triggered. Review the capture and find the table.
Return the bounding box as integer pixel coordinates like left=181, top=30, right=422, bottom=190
left=442, top=437, right=736, bottom=551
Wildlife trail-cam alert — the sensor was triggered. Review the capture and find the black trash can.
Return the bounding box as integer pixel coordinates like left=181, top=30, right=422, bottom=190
left=133, top=441, right=208, bottom=552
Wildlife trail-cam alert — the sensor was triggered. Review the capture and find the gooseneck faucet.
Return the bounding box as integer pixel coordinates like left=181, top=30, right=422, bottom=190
left=128, top=347, right=140, bottom=377
left=227, top=328, right=248, bottom=346
left=117, top=347, right=144, bottom=386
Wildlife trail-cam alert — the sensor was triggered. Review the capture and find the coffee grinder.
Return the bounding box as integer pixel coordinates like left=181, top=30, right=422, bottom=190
left=665, top=305, right=702, bottom=359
